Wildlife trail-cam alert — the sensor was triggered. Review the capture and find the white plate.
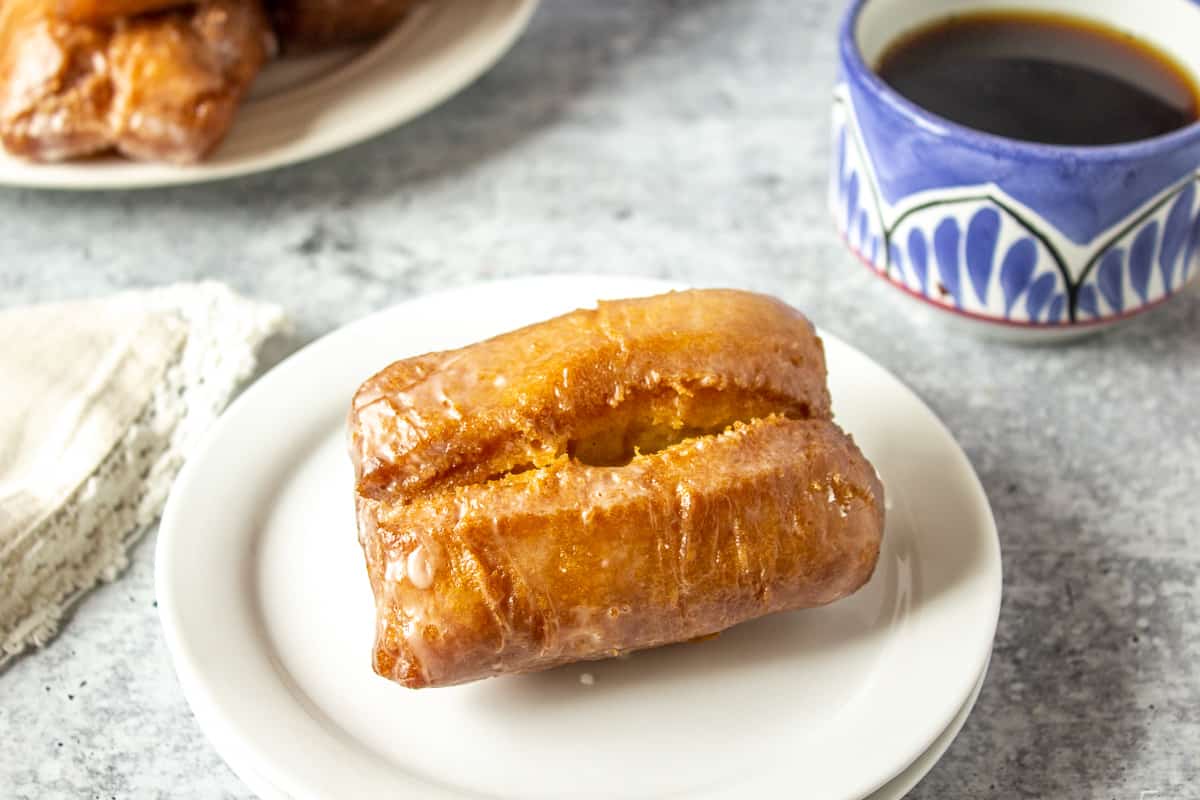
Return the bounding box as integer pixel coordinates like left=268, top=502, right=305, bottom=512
left=193, top=653, right=993, bottom=800
left=157, top=275, right=1002, bottom=800
left=186, top=652, right=993, bottom=800
left=870, top=655, right=989, bottom=800
left=0, top=0, right=537, bottom=190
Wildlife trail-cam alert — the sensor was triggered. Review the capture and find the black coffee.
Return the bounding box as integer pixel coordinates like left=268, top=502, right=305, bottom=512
left=876, top=11, right=1200, bottom=146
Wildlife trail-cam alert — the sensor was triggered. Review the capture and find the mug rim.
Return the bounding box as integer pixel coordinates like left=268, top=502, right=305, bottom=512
left=840, top=0, right=1200, bottom=162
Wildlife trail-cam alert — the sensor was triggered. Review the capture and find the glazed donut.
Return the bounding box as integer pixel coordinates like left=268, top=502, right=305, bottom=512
left=349, top=289, right=885, bottom=688
left=0, top=0, right=271, bottom=163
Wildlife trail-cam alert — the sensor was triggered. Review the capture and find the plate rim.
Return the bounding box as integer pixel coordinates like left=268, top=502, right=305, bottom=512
left=0, top=0, right=539, bottom=190
left=157, top=274, right=1002, bottom=800
left=193, top=651, right=994, bottom=800
left=870, top=653, right=991, bottom=800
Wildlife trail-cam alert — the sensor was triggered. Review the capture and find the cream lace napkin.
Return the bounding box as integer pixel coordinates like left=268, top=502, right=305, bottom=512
left=0, top=283, right=284, bottom=664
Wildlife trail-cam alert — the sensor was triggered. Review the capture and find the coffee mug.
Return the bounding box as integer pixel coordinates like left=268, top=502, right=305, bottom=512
left=832, top=0, right=1200, bottom=341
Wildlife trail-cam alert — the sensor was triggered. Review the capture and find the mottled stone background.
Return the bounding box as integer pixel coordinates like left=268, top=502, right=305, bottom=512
left=1, top=1, right=1197, bottom=798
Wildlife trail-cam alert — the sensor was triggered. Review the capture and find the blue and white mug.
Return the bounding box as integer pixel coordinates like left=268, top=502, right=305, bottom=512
left=832, top=0, right=1200, bottom=340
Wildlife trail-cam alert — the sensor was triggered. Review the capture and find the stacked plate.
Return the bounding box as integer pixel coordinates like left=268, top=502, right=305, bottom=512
left=158, top=276, right=1002, bottom=799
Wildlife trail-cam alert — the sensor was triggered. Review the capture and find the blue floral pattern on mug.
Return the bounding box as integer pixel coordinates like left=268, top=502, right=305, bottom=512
left=831, top=84, right=1200, bottom=327
left=1075, top=183, right=1200, bottom=320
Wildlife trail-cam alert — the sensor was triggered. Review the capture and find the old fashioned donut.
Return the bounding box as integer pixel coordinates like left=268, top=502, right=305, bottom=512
left=349, top=290, right=885, bottom=688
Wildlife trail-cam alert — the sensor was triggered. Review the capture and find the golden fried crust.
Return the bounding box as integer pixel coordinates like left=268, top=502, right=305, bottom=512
left=268, top=0, right=418, bottom=51
left=0, top=0, right=112, bottom=161
left=361, top=416, right=885, bottom=688
left=350, top=289, right=832, bottom=503
left=107, top=0, right=271, bottom=163
left=0, top=0, right=271, bottom=163
left=349, top=290, right=885, bottom=689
